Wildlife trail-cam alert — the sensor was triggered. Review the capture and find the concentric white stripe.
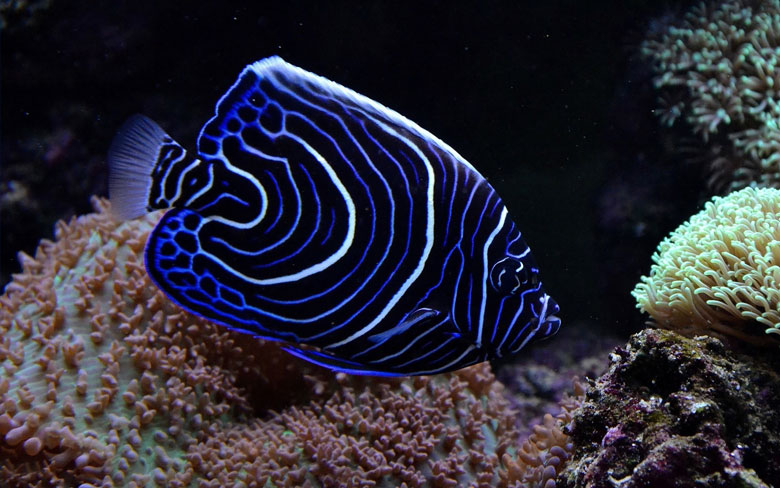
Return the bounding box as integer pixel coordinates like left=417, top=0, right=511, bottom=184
left=201, top=136, right=356, bottom=285
left=184, top=163, right=215, bottom=207
left=201, top=159, right=269, bottom=229
left=327, top=118, right=435, bottom=348
left=477, top=206, right=508, bottom=347
left=252, top=56, right=482, bottom=174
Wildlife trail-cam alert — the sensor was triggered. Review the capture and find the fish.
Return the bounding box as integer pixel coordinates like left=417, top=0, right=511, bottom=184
left=108, top=56, right=560, bottom=376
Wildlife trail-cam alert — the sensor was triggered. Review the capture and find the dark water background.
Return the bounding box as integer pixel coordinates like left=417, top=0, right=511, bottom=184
left=1, top=0, right=704, bottom=338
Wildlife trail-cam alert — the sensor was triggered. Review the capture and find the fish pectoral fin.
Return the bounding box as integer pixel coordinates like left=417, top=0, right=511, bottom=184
left=282, top=346, right=410, bottom=377
left=367, top=307, right=441, bottom=344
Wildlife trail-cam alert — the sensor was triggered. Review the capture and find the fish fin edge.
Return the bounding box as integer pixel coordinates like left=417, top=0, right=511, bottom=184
left=282, top=346, right=410, bottom=377
left=245, top=56, right=479, bottom=174
left=108, top=114, right=171, bottom=220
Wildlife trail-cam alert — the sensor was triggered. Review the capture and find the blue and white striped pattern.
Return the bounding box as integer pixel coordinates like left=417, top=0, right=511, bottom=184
left=108, top=56, right=560, bottom=376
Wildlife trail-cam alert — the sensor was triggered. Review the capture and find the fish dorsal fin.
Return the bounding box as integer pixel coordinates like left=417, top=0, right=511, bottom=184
left=108, top=114, right=173, bottom=220
left=196, top=55, right=477, bottom=173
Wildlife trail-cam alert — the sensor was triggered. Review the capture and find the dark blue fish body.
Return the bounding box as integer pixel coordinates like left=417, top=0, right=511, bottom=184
left=108, top=56, right=560, bottom=376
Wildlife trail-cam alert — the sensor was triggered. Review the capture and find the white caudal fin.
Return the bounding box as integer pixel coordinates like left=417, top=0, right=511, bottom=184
left=107, top=114, right=171, bottom=220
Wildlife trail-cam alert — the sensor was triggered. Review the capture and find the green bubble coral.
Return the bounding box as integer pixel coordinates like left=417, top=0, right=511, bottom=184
left=641, top=0, right=780, bottom=192
left=633, top=186, right=780, bottom=345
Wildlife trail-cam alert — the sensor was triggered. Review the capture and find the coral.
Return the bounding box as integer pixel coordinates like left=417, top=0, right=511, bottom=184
left=0, top=197, right=581, bottom=487
left=640, top=0, right=780, bottom=192
left=0, top=197, right=307, bottom=486
left=496, top=325, right=620, bottom=439
left=190, top=371, right=584, bottom=488
left=559, top=328, right=780, bottom=488
left=633, top=186, right=780, bottom=346
left=503, top=380, right=584, bottom=488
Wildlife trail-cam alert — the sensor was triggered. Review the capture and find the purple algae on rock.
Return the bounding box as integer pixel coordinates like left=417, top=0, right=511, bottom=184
left=559, top=328, right=780, bottom=488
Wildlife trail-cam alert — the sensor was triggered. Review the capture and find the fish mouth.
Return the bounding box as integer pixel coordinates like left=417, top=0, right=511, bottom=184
left=540, top=314, right=561, bottom=336
left=537, top=295, right=561, bottom=337
left=504, top=295, right=560, bottom=355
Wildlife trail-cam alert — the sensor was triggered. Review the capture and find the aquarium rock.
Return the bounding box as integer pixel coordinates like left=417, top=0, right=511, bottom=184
left=560, top=328, right=780, bottom=487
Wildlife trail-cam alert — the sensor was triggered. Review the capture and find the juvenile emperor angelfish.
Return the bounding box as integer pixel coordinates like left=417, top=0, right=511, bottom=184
left=108, top=56, right=560, bottom=376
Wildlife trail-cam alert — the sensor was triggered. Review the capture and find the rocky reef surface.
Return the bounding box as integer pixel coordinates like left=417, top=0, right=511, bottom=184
left=559, top=328, right=780, bottom=487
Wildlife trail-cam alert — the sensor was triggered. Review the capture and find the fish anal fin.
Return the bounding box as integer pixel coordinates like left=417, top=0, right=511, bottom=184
left=282, top=346, right=408, bottom=377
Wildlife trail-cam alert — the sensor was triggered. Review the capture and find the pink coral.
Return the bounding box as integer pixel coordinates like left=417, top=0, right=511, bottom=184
left=0, top=198, right=580, bottom=487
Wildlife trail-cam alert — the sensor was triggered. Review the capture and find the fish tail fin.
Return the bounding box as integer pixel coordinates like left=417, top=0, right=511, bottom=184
left=108, top=114, right=175, bottom=220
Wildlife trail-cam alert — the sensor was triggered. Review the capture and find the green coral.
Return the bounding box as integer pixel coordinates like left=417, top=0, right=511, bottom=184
left=633, top=186, right=780, bottom=345
left=641, top=0, right=780, bottom=191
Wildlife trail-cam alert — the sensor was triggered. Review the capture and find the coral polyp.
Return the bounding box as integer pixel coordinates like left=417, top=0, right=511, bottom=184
left=633, top=186, right=780, bottom=345
left=0, top=197, right=579, bottom=487
left=641, top=0, right=780, bottom=191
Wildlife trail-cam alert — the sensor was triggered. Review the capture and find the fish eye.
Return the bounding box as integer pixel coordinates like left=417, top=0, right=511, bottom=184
left=489, top=256, right=537, bottom=295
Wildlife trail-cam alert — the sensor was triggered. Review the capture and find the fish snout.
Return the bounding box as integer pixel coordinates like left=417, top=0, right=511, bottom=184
left=539, top=294, right=561, bottom=338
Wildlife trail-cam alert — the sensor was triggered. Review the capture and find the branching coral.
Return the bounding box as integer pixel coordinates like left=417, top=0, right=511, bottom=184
left=0, top=197, right=581, bottom=487
left=641, top=0, right=780, bottom=191
left=633, top=186, right=780, bottom=345
left=190, top=372, right=584, bottom=488
left=0, top=197, right=303, bottom=487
